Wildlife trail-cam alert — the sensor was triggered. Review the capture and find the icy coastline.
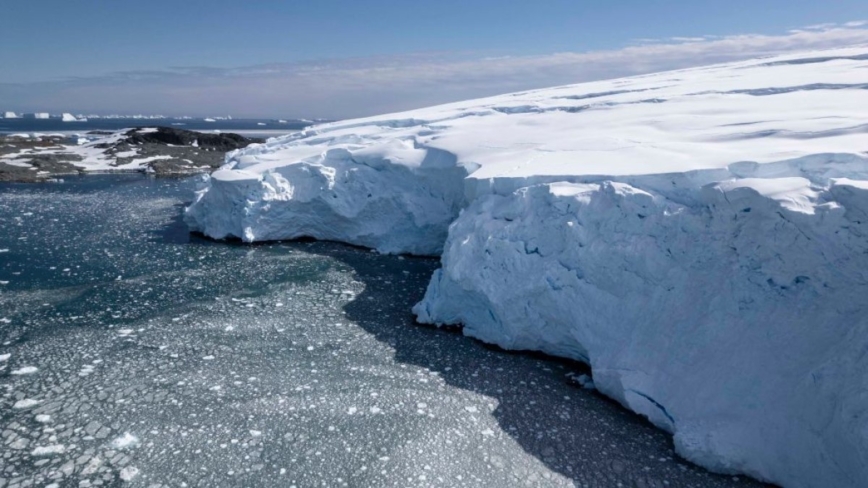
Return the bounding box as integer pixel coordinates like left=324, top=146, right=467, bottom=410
left=185, top=47, right=868, bottom=487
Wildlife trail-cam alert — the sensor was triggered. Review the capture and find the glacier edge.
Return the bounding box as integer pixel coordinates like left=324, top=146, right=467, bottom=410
left=415, top=163, right=868, bottom=487
left=184, top=47, right=868, bottom=488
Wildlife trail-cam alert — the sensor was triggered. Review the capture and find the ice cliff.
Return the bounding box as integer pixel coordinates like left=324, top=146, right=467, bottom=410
left=185, top=46, right=868, bottom=487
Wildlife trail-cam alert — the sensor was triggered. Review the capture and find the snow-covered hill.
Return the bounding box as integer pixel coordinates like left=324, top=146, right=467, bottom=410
left=185, top=46, right=868, bottom=487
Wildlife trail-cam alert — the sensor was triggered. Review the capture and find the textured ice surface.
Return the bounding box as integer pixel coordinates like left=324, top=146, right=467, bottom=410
left=186, top=47, right=868, bottom=487
left=416, top=178, right=868, bottom=487
left=0, top=176, right=760, bottom=487
left=186, top=47, right=867, bottom=253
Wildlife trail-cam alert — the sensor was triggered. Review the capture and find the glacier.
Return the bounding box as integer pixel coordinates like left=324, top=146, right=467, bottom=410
left=185, top=46, right=868, bottom=487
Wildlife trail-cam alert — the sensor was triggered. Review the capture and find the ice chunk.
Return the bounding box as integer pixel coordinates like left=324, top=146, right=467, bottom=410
left=111, top=432, right=139, bottom=449
left=31, top=444, right=65, bottom=456
left=120, top=466, right=140, bottom=481
left=11, top=366, right=38, bottom=375
left=14, top=399, right=40, bottom=409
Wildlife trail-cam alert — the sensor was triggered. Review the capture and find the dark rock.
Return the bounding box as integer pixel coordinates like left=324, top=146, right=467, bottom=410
left=0, top=163, right=41, bottom=182
left=125, top=126, right=264, bottom=152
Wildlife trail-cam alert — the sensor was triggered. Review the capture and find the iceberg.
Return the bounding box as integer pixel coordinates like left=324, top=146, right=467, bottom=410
left=185, top=46, right=868, bottom=487
left=3, top=111, right=18, bottom=118
left=60, top=113, right=84, bottom=122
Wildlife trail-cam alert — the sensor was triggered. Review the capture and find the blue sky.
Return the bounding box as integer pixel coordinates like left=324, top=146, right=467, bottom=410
left=1, top=0, right=866, bottom=118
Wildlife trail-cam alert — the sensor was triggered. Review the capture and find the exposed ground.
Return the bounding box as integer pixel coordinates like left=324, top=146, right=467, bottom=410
left=0, top=128, right=264, bottom=183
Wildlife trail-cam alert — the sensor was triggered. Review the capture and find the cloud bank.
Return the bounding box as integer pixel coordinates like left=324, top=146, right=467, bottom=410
left=2, top=22, right=867, bottom=119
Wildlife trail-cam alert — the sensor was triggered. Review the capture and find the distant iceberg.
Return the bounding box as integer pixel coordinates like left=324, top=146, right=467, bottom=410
left=61, top=113, right=85, bottom=122
left=2, top=111, right=18, bottom=119
left=186, top=47, right=868, bottom=488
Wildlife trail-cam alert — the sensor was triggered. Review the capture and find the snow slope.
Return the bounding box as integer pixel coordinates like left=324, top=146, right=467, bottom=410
left=185, top=46, right=868, bottom=487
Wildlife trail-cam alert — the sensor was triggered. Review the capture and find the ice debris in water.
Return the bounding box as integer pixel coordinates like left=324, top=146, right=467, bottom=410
left=31, top=445, right=66, bottom=456
left=112, top=432, right=140, bottom=449
left=11, top=365, right=39, bottom=375
left=13, top=398, right=41, bottom=409
left=120, top=466, right=140, bottom=481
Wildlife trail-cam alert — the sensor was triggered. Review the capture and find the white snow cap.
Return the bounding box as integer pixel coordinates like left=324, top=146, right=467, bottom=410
left=186, top=46, right=868, bottom=488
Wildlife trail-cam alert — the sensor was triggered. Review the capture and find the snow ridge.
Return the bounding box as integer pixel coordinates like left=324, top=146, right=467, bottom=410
left=185, top=46, right=868, bottom=487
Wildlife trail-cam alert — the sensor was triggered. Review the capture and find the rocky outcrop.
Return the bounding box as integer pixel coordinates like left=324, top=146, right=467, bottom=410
left=0, top=127, right=265, bottom=182
left=123, top=127, right=262, bottom=152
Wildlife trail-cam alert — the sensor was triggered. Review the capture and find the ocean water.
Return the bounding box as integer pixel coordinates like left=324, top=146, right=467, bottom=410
left=0, top=175, right=764, bottom=487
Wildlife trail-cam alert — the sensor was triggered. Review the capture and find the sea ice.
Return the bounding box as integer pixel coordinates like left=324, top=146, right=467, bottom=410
left=120, top=466, right=140, bottom=481
left=11, top=366, right=38, bottom=375
left=31, top=444, right=66, bottom=456
left=112, top=432, right=140, bottom=449
left=14, top=399, right=40, bottom=409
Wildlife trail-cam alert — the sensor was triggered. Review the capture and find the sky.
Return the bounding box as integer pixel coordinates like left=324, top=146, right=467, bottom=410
left=1, top=0, right=866, bottom=119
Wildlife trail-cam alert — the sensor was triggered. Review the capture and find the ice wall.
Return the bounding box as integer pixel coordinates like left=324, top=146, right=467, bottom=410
left=185, top=143, right=469, bottom=255
left=415, top=159, right=868, bottom=487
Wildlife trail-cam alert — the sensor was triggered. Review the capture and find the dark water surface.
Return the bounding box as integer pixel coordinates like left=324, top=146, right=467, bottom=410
left=0, top=175, right=764, bottom=487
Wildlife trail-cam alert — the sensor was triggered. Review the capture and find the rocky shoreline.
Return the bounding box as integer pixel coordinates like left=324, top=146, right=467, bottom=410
left=0, top=127, right=264, bottom=183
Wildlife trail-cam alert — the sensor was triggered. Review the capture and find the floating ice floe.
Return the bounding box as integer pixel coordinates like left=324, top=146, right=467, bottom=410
left=11, top=366, right=38, bottom=375
left=31, top=444, right=65, bottom=456
left=13, top=399, right=40, bottom=409
left=120, top=466, right=140, bottom=481
left=111, top=432, right=140, bottom=449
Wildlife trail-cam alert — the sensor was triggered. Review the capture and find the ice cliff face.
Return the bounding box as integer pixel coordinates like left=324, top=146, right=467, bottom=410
left=185, top=141, right=468, bottom=255
left=186, top=46, right=868, bottom=487
left=415, top=168, right=868, bottom=487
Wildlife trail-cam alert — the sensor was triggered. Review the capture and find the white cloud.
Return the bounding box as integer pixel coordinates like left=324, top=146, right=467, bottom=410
left=669, top=37, right=708, bottom=43
left=2, top=23, right=867, bottom=119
